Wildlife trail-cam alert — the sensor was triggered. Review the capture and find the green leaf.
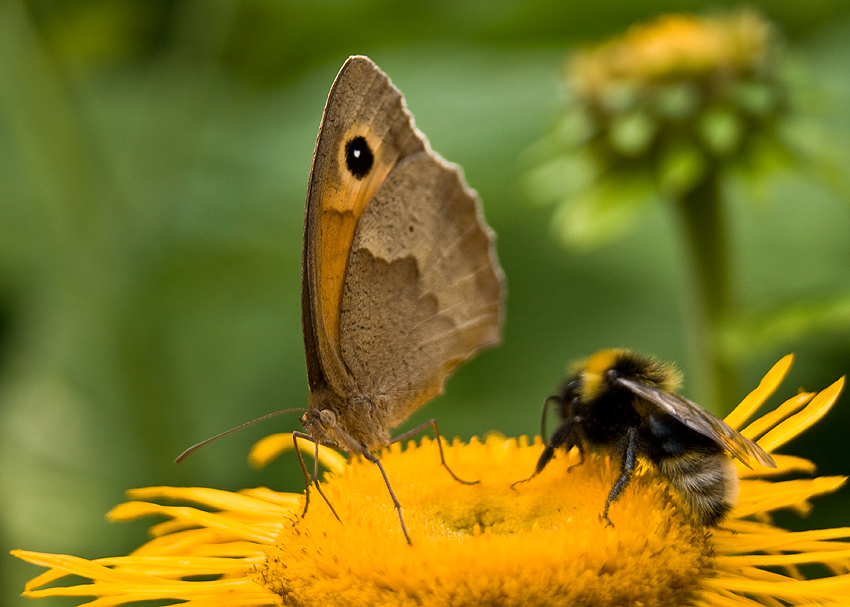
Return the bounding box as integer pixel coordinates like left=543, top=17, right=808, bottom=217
left=554, top=107, right=596, bottom=149
left=598, top=80, right=639, bottom=113
left=776, top=118, right=850, bottom=198
left=698, top=106, right=743, bottom=157
left=552, top=174, right=658, bottom=250
left=733, top=81, right=777, bottom=116
left=607, top=109, right=657, bottom=157
left=525, top=151, right=600, bottom=206
left=721, top=294, right=850, bottom=359
left=724, top=133, right=797, bottom=206
left=657, top=142, right=707, bottom=195
left=654, top=83, right=699, bottom=119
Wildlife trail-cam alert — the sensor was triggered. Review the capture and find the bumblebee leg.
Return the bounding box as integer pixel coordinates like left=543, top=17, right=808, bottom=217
left=602, top=426, right=638, bottom=527
left=540, top=394, right=561, bottom=442
left=512, top=416, right=581, bottom=489
left=566, top=424, right=589, bottom=472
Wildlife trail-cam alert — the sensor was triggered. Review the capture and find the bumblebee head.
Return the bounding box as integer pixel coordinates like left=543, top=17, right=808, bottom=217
left=553, top=378, right=582, bottom=416
left=570, top=349, right=683, bottom=403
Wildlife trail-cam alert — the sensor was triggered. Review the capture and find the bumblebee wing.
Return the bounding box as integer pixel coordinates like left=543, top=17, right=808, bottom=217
left=616, top=377, right=776, bottom=469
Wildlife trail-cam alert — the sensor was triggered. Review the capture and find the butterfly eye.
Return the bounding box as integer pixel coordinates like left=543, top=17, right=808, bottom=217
left=318, top=409, right=337, bottom=428
left=344, top=136, right=374, bottom=179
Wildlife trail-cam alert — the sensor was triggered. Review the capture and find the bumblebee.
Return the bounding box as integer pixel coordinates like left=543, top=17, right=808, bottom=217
left=515, top=349, right=776, bottom=526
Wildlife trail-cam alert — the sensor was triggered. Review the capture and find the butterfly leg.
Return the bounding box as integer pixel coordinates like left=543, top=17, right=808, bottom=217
left=359, top=449, right=412, bottom=545
left=291, top=431, right=342, bottom=524
left=389, top=418, right=479, bottom=485
left=601, top=426, right=638, bottom=527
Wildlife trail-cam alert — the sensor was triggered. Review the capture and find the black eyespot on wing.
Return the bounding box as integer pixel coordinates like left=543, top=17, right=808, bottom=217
left=615, top=376, right=776, bottom=469
left=344, top=136, right=374, bottom=179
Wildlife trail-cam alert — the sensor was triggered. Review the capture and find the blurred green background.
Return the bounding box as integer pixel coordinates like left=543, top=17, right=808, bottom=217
left=2, top=1, right=849, bottom=605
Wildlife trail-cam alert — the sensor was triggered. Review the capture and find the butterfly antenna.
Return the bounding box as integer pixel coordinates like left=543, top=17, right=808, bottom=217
left=175, top=407, right=307, bottom=463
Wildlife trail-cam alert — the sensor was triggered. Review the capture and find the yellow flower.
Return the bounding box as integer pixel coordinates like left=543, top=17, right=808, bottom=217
left=572, top=11, right=774, bottom=98
left=13, top=356, right=850, bottom=606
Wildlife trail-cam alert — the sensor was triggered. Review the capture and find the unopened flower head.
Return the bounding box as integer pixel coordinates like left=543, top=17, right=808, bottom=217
left=527, top=10, right=802, bottom=249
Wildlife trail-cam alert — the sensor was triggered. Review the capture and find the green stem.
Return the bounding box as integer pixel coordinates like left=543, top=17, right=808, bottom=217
left=675, top=173, right=737, bottom=414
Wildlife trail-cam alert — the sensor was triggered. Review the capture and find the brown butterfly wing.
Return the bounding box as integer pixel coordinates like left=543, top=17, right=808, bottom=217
left=338, top=153, right=505, bottom=437
left=302, top=56, right=426, bottom=396
left=616, top=377, right=776, bottom=468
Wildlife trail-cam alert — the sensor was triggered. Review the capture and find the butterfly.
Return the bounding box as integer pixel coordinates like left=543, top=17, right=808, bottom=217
left=293, top=56, right=505, bottom=543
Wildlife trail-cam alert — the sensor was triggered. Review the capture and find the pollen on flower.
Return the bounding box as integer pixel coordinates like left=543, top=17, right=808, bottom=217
left=259, top=435, right=712, bottom=607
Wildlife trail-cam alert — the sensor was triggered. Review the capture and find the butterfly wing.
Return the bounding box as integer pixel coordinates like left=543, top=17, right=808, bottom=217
left=339, top=152, right=505, bottom=434
left=302, top=56, right=426, bottom=396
